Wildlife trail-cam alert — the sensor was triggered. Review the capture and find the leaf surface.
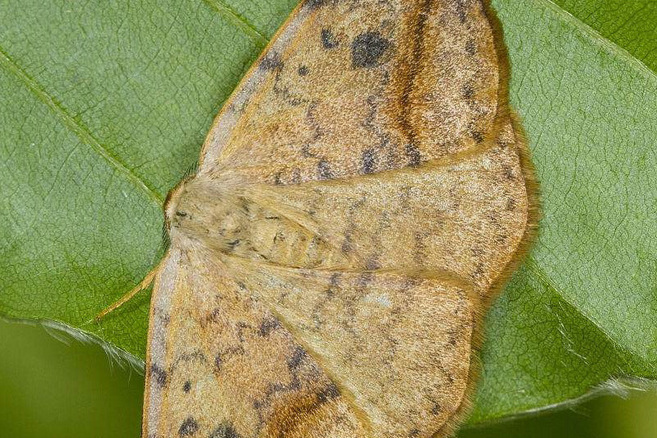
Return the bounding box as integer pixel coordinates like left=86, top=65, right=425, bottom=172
left=0, top=0, right=655, bottom=423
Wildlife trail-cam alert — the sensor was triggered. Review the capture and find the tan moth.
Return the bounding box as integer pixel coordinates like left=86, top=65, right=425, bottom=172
left=101, top=0, right=538, bottom=436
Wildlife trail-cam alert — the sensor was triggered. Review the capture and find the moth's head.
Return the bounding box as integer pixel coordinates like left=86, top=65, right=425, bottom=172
left=163, top=176, right=251, bottom=251
left=164, top=177, right=196, bottom=233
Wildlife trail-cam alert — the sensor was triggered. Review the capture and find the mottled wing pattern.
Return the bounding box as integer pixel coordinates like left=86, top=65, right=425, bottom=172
left=199, top=0, right=506, bottom=184
left=144, top=249, right=369, bottom=438
left=143, top=0, right=537, bottom=437
left=247, top=120, right=532, bottom=303
left=223, top=259, right=479, bottom=438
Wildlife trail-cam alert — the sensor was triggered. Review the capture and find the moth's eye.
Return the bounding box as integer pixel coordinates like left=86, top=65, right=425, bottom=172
left=176, top=211, right=188, bottom=217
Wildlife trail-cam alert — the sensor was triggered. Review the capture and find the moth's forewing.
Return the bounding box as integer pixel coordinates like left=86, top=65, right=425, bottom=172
left=143, top=248, right=368, bottom=437
left=199, top=0, right=506, bottom=185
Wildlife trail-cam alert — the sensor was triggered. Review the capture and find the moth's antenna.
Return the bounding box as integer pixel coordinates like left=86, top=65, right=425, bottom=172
left=94, top=257, right=166, bottom=322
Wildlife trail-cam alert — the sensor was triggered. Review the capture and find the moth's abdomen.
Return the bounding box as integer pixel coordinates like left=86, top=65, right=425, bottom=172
left=226, top=203, right=351, bottom=269
left=171, top=183, right=350, bottom=269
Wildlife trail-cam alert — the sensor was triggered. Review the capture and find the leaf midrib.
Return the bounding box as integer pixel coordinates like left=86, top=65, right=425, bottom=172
left=0, top=46, right=164, bottom=206
left=537, top=0, right=657, bottom=79
left=0, top=0, right=271, bottom=211
left=202, top=0, right=268, bottom=46
left=525, top=256, right=652, bottom=368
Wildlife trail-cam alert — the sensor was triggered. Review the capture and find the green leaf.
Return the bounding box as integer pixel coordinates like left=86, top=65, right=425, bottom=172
left=468, top=0, right=657, bottom=423
left=0, top=0, right=655, bottom=425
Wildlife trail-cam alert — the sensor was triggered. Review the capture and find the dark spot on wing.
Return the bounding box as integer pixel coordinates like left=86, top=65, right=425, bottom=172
left=301, top=143, right=316, bottom=158
left=298, top=65, right=309, bottom=76
left=150, top=364, right=167, bottom=388
left=183, top=380, right=191, bottom=393
left=366, top=257, right=381, bottom=270
left=214, top=354, right=223, bottom=371
left=178, top=417, right=199, bottom=436
left=506, top=198, right=516, bottom=211
left=503, top=165, right=515, bottom=180
left=259, top=52, right=283, bottom=71
left=321, top=28, right=339, bottom=49
left=306, top=0, right=329, bottom=9
left=288, top=347, right=307, bottom=370
left=465, top=39, right=476, bottom=56
left=326, top=273, right=341, bottom=297
left=351, top=31, right=391, bottom=68
left=259, top=317, right=281, bottom=336
left=472, top=262, right=485, bottom=279
left=462, top=84, right=474, bottom=100
left=362, top=149, right=376, bottom=174
left=455, top=0, right=467, bottom=23
left=317, top=383, right=341, bottom=403
left=405, top=142, right=421, bottom=166
left=317, top=159, right=333, bottom=179
left=209, top=423, right=241, bottom=438
left=341, top=235, right=353, bottom=253
left=357, top=272, right=374, bottom=288
left=204, top=308, right=222, bottom=327
left=471, top=130, right=484, bottom=143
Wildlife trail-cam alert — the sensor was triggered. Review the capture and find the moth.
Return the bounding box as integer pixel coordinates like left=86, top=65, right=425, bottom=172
left=103, top=0, right=538, bottom=436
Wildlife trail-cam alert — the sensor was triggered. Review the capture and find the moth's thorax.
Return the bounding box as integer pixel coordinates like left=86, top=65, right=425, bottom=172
left=164, top=176, right=348, bottom=269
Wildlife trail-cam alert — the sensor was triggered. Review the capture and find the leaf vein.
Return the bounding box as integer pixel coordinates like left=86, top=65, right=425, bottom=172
left=536, top=0, right=656, bottom=79
left=0, top=45, right=164, bottom=206
left=201, top=0, right=269, bottom=46
left=525, top=256, right=649, bottom=368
